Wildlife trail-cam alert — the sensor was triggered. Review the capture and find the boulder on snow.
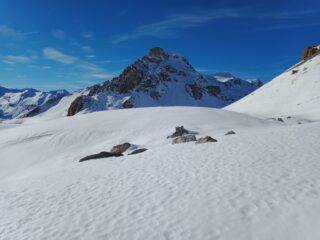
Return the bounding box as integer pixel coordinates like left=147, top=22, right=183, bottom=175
left=111, top=142, right=131, bottom=154
left=277, top=118, right=284, bottom=122
left=172, top=135, right=196, bottom=144
left=129, top=148, right=148, bottom=155
left=79, top=152, right=123, bottom=162
left=167, top=126, right=189, bottom=138
left=225, top=131, right=236, bottom=135
left=196, top=136, right=217, bottom=144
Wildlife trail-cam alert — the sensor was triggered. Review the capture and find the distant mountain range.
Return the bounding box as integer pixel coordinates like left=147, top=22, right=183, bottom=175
left=0, top=87, right=69, bottom=119
left=0, top=47, right=262, bottom=119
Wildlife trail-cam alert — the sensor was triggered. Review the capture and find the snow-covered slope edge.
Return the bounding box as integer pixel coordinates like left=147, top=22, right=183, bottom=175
left=0, top=86, right=69, bottom=119
left=226, top=47, right=320, bottom=120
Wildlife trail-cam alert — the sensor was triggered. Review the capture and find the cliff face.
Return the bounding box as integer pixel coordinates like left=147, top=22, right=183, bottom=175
left=66, top=47, right=262, bottom=116
left=301, top=46, right=320, bottom=61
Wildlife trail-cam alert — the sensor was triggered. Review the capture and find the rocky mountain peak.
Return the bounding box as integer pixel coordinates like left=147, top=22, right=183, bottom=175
left=65, top=47, right=262, bottom=116
left=148, top=46, right=170, bottom=59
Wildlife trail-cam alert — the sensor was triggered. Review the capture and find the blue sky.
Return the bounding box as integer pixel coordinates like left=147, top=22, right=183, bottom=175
left=0, top=0, right=319, bottom=91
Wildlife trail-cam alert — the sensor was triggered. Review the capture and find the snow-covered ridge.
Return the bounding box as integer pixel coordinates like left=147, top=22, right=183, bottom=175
left=61, top=47, right=262, bottom=116
left=226, top=47, right=320, bottom=120
left=0, top=87, right=69, bottom=119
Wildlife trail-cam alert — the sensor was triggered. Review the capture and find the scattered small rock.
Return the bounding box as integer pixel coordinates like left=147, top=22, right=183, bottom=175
left=196, top=136, right=217, bottom=144
left=225, top=131, right=236, bottom=135
left=111, top=142, right=131, bottom=154
left=167, top=126, right=189, bottom=138
left=298, top=122, right=302, bottom=125
left=79, top=152, right=123, bottom=162
left=277, top=118, right=284, bottom=122
left=287, top=116, right=292, bottom=119
left=172, top=135, right=196, bottom=144
left=129, top=148, right=147, bottom=155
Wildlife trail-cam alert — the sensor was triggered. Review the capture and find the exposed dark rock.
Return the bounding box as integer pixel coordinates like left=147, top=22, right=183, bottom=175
left=177, top=71, right=187, bottom=77
left=111, top=142, right=131, bottom=154
left=196, top=136, right=217, bottom=144
left=150, top=91, right=161, bottom=100
left=115, top=66, right=144, bottom=94
left=22, top=106, right=41, bottom=118
left=128, top=148, right=147, bottom=155
left=159, top=72, right=171, bottom=82
left=165, top=65, right=177, bottom=73
left=67, top=96, right=87, bottom=116
left=79, top=151, right=123, bottom=162
left=206, top=85, right=221, bottom=96
left=301, top=46, right=319, bottom=61
left=291, top=69, right=298, bottom=74
left=172, top=135, right=197, bottom=144
left=122, top=97, right=134, bottom=108
left=186, top=83, right=203, bottom=100
left=277, top=118, right=284, bottom=122
left=149, top=47, right=169, bottom=59
left=168, top=126, right=189, bottom=138
left=225, top=131, right=236, bottom=135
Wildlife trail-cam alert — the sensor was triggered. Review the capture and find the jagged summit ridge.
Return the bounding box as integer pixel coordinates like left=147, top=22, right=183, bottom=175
left=66, top=47, right=262, bottom=116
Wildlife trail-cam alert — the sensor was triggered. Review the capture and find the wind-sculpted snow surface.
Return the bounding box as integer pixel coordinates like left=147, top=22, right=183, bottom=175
left=1, top=107, right=320, bottom=239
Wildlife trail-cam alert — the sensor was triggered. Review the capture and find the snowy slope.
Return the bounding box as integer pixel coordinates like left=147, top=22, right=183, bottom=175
left=1, top=107, right=320, bottom=240
left=226, top=52, right=320, bottom=120
left=57, top=47, right=262, bottom=117
left=0, top=86, right=69, bottom=119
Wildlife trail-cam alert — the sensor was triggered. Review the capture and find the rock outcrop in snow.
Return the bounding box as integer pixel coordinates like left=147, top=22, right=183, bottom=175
left=0, top=87, right=69, bottom=119
left=301, top=45, right=320, bottom=61
left=65, top=47, right=262, bottom=116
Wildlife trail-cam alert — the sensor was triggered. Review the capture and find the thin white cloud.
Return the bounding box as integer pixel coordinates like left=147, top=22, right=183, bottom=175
left=82, top=73, right=116, bottom=79
left=0, top=25, right=25, bottom=39
left=42, top=47, right=114, bottom=81
left=112, top=8, right=320, bottom=43
left=82, top=32, right=93, bottom=39
left=43, top=48, right=78, bottom=64
left=252, top=22, right=320, bottom=32
left=52, top=29, right=65, bottom=40
left=77, top=62, right=100, bottom=71
left=2, top=55, right=32, bottom=65
left=112, top=9, right=241, bottom=44
left=0, top=24, right=37, bottom=40
left=82, top=45, right=94, bottom=54
left=256, top=9, right=320, bottom=19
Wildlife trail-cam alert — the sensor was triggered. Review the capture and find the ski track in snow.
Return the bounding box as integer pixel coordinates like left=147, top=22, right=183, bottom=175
left=0, top=107, right=320, bottom=240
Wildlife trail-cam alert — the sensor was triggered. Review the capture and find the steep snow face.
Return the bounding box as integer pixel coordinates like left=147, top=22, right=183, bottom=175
left=227, top=53, right=320, bottom=120
left=61, top=47, right=262, bottom=116
left=0, top=87, right=69, bottom=119
left=1, top=107, right=320, bottom=240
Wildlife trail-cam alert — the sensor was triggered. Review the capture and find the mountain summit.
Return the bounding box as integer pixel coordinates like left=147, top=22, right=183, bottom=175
left=66, top=47, right=262, bottom=116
